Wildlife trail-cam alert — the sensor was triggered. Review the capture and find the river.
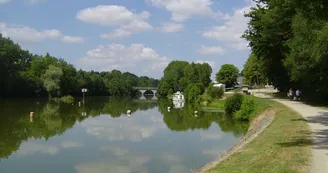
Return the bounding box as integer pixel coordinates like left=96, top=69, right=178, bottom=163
left=0, top=97, right=248, bottom=173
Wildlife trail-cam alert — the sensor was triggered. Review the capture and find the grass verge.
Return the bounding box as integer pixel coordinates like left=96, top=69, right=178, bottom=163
left=205, top=100, right=311, bottom=173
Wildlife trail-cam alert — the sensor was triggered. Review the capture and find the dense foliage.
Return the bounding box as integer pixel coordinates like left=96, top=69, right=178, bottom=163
left=244, top=0, right=328, bottom=101
left=234, top=96, right=256, bottom=121
left=216, top=64, right=239, bottom=88
left=0, top=98, right=157, bottom=159
left=208, top=85, right=224, bottom=99
left=224, top=93, right=244, bottom=115
left=242, top=53, right=267, bottom=86
left=157, top=60, right=212, bottom=98
left=0, top=35, right=158, bottom=98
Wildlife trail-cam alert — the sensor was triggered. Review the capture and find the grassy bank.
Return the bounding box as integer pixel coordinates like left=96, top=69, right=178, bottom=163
left=205, top=99, right=311, bottom=173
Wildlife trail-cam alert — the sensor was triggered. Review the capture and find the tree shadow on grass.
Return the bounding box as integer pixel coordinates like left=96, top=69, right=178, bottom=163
left=278, top=112, right=328, bottom=150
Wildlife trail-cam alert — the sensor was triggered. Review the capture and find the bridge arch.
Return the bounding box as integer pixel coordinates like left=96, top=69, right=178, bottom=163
left=133, top=87, right=158, bottom=100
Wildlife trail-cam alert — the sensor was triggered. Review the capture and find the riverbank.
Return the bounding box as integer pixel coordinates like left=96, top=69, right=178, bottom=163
left=199, top=98, right=311, bottom=173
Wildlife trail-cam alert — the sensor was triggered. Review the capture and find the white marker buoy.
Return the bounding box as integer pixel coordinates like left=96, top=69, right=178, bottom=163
left=127, top=110, right=131, bottom=114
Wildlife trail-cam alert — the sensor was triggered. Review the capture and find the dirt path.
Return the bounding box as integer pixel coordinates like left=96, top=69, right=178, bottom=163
left=254, top=93, right=328, bottom=173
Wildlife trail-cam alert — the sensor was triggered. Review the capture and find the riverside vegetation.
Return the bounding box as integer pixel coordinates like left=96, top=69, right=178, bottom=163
left=0, top=34, right=159, bottom=99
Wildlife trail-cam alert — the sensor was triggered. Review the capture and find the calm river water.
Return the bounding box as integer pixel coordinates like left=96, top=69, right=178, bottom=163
left=0, top=97, right=247, bottom=173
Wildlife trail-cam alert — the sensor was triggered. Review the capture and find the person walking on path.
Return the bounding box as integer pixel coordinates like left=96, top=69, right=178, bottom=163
left=296, top=89, right=301, bottom=101
left=288, top=88, right=293, bottom=100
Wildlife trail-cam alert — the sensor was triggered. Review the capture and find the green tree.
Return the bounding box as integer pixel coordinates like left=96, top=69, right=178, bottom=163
left=216, top=64, right=239, bottom=88
left=42, top=65, right=63, bottom=98
left=244, top=0, right=328, bottom=100
left=242, top=53, right=267, bottom=86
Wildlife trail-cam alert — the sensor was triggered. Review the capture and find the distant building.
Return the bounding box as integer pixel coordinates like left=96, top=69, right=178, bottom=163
left=213, top=83, right=226, bottom=92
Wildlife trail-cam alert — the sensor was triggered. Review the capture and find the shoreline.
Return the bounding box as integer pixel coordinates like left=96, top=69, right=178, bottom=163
left=196, top=109, right=276, bottom=173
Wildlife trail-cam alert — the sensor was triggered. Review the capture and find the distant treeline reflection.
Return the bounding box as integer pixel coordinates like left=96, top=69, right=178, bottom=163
left=0, top=97, right=248, bottom=159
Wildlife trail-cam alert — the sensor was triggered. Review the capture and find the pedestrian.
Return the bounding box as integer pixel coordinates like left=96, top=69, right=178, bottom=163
left=288, top=88, right=293, bottom=100
left=296, top=89, right=301, bottom=101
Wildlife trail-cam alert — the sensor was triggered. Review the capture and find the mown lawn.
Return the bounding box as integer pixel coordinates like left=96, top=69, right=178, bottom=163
left=205, top=100, right=311, bottom=173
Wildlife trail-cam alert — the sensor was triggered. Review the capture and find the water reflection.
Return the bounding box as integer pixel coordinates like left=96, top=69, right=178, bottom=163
left=0, top=97, right=248, bottom=172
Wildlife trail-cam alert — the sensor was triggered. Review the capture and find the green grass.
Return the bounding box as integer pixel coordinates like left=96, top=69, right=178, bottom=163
left=206, top=100, right=311, bottom=173
left=208, top=96, right=271, bottom=118
left=208, top=99, right=226, bottom=109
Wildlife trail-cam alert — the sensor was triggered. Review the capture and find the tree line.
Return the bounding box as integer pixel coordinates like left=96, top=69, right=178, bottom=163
left=157, top=61, right=212, bottom=102
left=242, top=0, right=328, bottom=101
left=0, top=34, right=158, bottom=98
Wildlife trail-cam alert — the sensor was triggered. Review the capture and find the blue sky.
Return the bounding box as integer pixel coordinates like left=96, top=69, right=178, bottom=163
left=0, top=0, right=254, bottom=79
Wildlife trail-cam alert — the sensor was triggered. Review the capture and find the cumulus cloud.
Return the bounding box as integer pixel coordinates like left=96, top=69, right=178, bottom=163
left=80, top=115, right=166, bottom=142
left=15, top=141, right=59, bottom=156
left=202, top=2, right=255, bottom=50
left=62, top=36, right=84, bottom=43
left=25, top=0, right=45, bottom=4
left=60, top=141, right=84, bottom=148
left=0, top=23, right=84, bottom=46
left=100, top=29, right=131, bottom=40
left=146, top=0, right=217, bottom=22
left=0, top=0, right=10, bottom=4
left=161, top=22, right=183, bottom=33
left=78, top=43, right=171, bottom=77
left=74, top=155, right=150, bottom=173
left=195, top=60, right=216, bottom=69
left=76, top=5, right=153, bottom=39
left=197, top=45, right=225, bottom=55
left=200, top=132, right=223, bottom=141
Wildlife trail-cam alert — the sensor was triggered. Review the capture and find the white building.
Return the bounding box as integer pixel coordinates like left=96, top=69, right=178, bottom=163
left=213, top=83, right=226, bottom=92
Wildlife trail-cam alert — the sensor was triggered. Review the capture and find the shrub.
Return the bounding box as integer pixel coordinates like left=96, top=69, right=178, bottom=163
left=206, top=85, right=213, bottom=96
left=196, top=94, right=212, bottom=106
left=224, top=93, right=244, bottom=115
left=60, top=95, right=74, bottom=104
left=210, top=87, right=224, bottom=99
left=234, top=96, right=256, bottom=121
left=187, top=85, right=201, bottom=104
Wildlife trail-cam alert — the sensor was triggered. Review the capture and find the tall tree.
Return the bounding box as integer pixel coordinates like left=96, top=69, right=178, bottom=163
left=42, top=65, right=63, bottom=98
left=242, top=53, right=267, bottom=86
left=216, top=64, right=239, bottom=88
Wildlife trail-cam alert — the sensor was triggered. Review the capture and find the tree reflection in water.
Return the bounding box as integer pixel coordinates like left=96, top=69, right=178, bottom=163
left=0, top=97, right=248, bottom=160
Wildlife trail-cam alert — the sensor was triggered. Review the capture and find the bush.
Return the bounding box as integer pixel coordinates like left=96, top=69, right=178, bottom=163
left=196, top=94, right=212, bottom=106
left=210, top=87, right=224, bottom=99
left=234, top=96, right=256, bottom=121
left=60, top=95, right=74, bottom=104
left=187, top=85, right=201, bottom=104
left=224, top=93, right=244, bottom=115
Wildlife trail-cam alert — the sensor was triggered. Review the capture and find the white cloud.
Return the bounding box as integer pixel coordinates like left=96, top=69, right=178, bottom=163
left=81, top=115, right=165, bottom=142
left=202, top=147, right=225, bottom=158
left=161, top=22, right=183, bottom=33
left=197, top=45, right=225, bottom=55
left=25, top=0, right=45, bottom=4
left=60, top=141, right=84, bottom=148
left=146, top=0, right=217, bottom=22
left=195, top=60, right=216, bottom=69
left=0, top=23, right=84, bottom=45
left=62, top=36, right=84, bottom=43
left=100, top=146, right=129, bottom=156
left=200, top=132, right=223, bottom=140
left=77, top=5, right=153, bottom=39
left=101, top=29, right=131, bottom=40
left=15, top=141, right=59, bottom=156
left=0, top=0, right=10, bottom=4
left=74, top=155, right=150, bottom=173
left=79, top=43, right=170, bottom=76
left=202, top=2, right=255, bottom=50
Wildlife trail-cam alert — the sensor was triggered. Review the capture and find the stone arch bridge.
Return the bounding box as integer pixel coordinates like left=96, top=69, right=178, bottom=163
left=133, top=87, right=157, bottom=100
